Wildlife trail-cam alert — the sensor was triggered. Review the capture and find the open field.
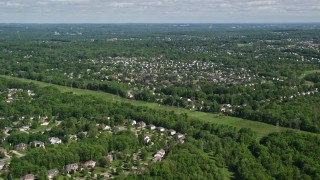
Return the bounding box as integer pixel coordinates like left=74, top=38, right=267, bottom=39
left=1, top=75, right=317, bottom=139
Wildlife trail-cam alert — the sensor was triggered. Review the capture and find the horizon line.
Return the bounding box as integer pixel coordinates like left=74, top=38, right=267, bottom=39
left=1, top=22, right=320, bottom=25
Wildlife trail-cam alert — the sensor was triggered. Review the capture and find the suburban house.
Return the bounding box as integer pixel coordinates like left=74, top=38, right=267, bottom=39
left=47, top=169, right=59, bottom=179
left=30, top=115, right=40, bottom=120
left=4, top=127, right=12, bottom=134
left=144, top=135, right=151, bottom=143
left=167, top=129, right=176, bottom=136
left=122, top=119, right=130, bottom=125
left=107, top=153, right=114, bottom=162
left=69, top=135, right=77, bottom=140
left=77, top=131, right=88, bottom=137
left=15, top=143, right=28, bottom=151
left=152, top=149, right=166, bottom=162
left=19, top=126, right=30, bottom=132
left=64, top=163, right=78, bottom=174
left=147, top=124, right=156, bottom=130
left=101, top=124, right=111, bottom=131
left=100, top=172, right=111, bottom=179
left=82, top=160, right=96, bottom=169
left=131, top=120, right=137, bottom=126
left=41, top=120, right=50, bottom=126
left=176, top=133, right=185, bottom=140
left=176, top=133, right=186, bottom=144
left=0, top=160, right=4, bottom=170
left=32, top=141, right=45, bottom=148
left=136, top=121, right=146, bottom=128
left=177, top=138, right=185, bottom=144
left=27, top=90, right=35, bottom=96
left=48, top=137, right=62, bottom=144
left=113, top=126, right=125, bottom=132
left=0, top=147, right=7, bottom=154
left=20, top=174, right=35, bottom=180
left=152, top=156, right=162, bottom=162
left=154, top=149, right=165, bottom=158
left=6, top=97, right=13, bottom=103
left=156, top=127, right=166, bottom=132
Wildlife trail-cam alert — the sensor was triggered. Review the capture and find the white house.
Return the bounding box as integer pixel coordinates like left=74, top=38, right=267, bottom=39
left=167, top=129, right=176, bottom=136
left=131, top=120, right=137, bottom=126
left=176, top=133, right=185, bottom=140
left=153, top=149, right=166, bottom=162
left=19, top=126, right=30, bottom=132
left=48, top=137, right=62, bottom=144
left=156, top=127, right=165, bottom=132
left=144, top=135, right=151, bottom=143
left=147, top=124, right=156, bottom=130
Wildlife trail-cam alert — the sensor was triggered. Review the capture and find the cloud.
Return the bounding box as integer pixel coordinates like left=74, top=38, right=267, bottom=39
left=6, top=2, right=22, bottom=7
left=0, top=0, right=319, bottom=23
left=50, top=0, right=88, bottom=2
left=110, top=2, right=135, bottom=8
left=247, top=0, right=277, bottom=7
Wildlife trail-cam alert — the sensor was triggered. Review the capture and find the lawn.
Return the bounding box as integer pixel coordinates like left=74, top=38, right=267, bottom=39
left=29, top=123, right=56, bottom=133
left=298, top=69, right=320, bottom=86
left=298, top=69, right=320, bottom=79
left=237, top=43, right=253, bottom=47
left=1, top=75, right=317, bottom=139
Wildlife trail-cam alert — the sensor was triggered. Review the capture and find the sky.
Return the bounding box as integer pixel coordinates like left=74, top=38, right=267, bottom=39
left=0, top=0, right=320, bottom=23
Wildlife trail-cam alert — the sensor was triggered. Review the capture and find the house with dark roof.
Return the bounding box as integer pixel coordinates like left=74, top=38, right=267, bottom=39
left=4, top=127, right=12, bottom=134
left=32, top=141, right=45, bottom=148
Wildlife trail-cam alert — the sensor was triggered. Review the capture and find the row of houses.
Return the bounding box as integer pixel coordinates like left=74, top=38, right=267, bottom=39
left=19, top=160, right=96, bottom=180
left=133, top=120, right=186, bottom=144
left=5, top=117, right=186, bottom=179
left=64, top=160, right=96, bottom=174
left=14, top=138, right=61, bottom=151
left=4, top=89, right=35, bottom=104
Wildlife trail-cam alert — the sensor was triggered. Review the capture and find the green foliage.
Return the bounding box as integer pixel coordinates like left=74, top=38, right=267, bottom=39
left=254, top=131, right=320, bottom=179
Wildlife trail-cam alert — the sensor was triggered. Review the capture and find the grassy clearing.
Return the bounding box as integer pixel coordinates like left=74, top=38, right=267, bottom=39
left=265, top=40, right=281, bottom=43
left=1, top=75, right=317, bottom=139
left=237, top=43, right=253, bottom=47
left=29, top=123, right=57, bottom=134
left=298, top=69, right=320, bottom=79
left=298, top=69, right=320, bottom=86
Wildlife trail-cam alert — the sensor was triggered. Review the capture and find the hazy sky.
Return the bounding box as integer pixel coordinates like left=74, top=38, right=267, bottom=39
left=1, top=0, right=320, bottom=23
